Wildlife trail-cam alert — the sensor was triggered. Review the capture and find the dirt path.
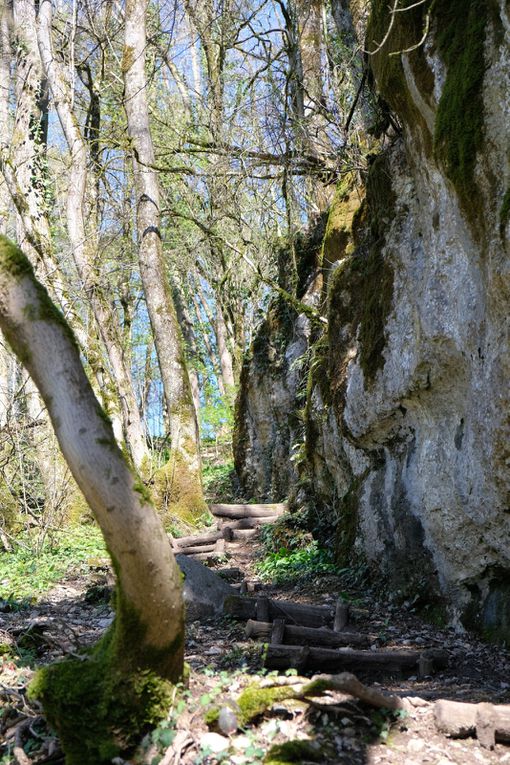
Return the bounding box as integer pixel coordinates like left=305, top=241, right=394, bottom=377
left=1, top=530, right=510, bottom=764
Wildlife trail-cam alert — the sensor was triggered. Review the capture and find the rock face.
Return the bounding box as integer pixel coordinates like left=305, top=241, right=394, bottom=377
left=234, top=1, right=510, bottom=640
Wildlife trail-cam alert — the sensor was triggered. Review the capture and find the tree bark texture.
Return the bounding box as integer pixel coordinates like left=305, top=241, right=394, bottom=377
left=123, top=0, right=206, bottom=519
left=36, top=0, right=149, bottom=471
left=0, top=234, right=184, bottom=763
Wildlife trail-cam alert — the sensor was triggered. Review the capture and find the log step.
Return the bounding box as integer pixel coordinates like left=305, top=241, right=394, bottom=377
left=173, top=527, right=233, bottom=549
left=223, top=595, right=334, bottom=628
left=245, top=619, right=373, bottom=648
left=217, top=515, right=281, bottom=530
left=264, top=644, right=449, bottom=677
left=211, top=503, right=287, bottom=519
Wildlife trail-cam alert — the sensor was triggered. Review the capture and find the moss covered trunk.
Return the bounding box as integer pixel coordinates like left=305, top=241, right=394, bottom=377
left=123, top=0, right=206, bottom=523
left=0, top=235, right=184, bottom=764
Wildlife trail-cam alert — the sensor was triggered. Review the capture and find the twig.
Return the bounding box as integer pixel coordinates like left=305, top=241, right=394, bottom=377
left=13, top=718, right=34, bottom=765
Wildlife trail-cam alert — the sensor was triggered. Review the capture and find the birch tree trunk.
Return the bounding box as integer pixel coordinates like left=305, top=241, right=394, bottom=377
left=36, top=0, right=149, bottom=472
left=123, top=0, right=206, bottom=522
left=0, top=234, right=184, bottom=765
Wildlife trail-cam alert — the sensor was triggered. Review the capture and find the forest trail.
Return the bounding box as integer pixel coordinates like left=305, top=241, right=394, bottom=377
left=2, top=512, right=510, bottom=765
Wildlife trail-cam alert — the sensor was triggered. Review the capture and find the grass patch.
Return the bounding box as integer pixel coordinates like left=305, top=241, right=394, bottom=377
left=0, top=525, right=106, bottom=600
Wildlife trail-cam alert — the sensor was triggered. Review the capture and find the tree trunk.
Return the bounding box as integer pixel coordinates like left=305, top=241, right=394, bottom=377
left=36, top=0, right=149, bottom=472
left=123, top=0, right=206, bottom=522
left=215, top=301, right=236, bottom=396
left=0, top=235, right=184, bottom=765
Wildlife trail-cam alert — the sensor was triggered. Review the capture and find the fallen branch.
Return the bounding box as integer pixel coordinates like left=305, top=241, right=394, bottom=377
left=301, top=672, right=403, bottom=710
left=173, top=528, right=233, bottom=548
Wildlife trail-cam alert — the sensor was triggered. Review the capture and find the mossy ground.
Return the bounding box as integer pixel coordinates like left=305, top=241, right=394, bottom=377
left=264, top=739, right=324, bottom=764
left=236, top=683, right=298, bottom=726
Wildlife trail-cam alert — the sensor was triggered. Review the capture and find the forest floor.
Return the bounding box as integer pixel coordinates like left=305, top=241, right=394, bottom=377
left=2, top=520, right=510, bottom=765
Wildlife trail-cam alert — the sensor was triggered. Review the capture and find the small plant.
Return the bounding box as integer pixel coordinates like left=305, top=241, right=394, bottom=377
left=256, top=541, right=339, bottom=584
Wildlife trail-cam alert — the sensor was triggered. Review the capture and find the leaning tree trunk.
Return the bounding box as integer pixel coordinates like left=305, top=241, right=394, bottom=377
left=0, top=235, right=184, bottom=765
left=123, top=0, right=206, bottom=524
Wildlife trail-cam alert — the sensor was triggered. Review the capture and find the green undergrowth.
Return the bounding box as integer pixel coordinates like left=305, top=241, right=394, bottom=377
left=256, top=540, right=340, bottom=584
left=203, top=458, right=237, bottom=503
left=0, top=524, right=106, bottom=601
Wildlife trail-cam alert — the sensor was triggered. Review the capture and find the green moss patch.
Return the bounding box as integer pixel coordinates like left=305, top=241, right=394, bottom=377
left=500, top=187, right=510, bottom=236
left=367, top=0, right=434, bottom=144
left=264, top=739, right=324, bottom=764
left=30, top=582, right=184, bottom=765
left=237, top=683, right=298, bottom=726
left=152, top=452, right=208, bottom=527
left=433, top=0, right=489, bottom=222
left=327, top=154, right=395, bottom=387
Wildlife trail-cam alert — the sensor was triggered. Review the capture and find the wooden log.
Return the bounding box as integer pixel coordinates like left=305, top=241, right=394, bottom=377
left=434, top=700, right=510, bottom=744
left=264, top=644, right=448, bottom=675
left=214, top=538, right=226, bottom=554
left=178, top=542, right=217, bottom=555
left=245, top=619, right=373, bottom=648
left=191, top=551, right=228, bottom=562
left=271, top=619, right=286, bottom=644
left=211, top=503, right=287, bottom=519
left=174, top=527, right=233, bottom=549
left=223, top=595, right=333, bottom=628
left=334, top=599, right=350, bottom=631
left=217, top=515, right=281, bottom=530
left=256, top=597, right=270, bottom=622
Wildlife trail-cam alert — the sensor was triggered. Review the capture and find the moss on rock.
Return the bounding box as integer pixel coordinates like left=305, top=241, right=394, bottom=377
left=433, top=0, right=489, bottom=223
left=237, top=683, right=298, bottom=726
left=367, top=0, right=434, bottom=147
left=327, top=153, right=395, bottom=387
left=500, top=187, right=510, bottom=236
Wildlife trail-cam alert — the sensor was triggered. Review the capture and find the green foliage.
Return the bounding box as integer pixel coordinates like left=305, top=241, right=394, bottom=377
left=0, top=525, right=106, bottom=600
left=259, top=513, right=312, bottom=553
left=256, top=541, right=339, bottom=584
left=202, top=459, right=236, bottom=503
left=200, top=386, right=234, bottom=444
left=433, top=0, right=489, bottom=222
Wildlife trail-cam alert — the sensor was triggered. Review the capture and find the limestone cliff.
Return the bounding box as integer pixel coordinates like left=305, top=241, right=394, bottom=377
left=234, top=0, right=510, bottom=641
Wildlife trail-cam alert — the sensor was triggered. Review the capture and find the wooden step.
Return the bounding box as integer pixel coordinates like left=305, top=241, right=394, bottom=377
left=211, top=502, right=287, bottom=519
